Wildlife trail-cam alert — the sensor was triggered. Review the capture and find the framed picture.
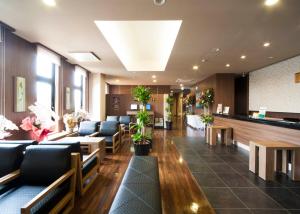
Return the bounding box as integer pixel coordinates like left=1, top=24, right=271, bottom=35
left=14, top=76, right=26, bottom=112
left=65, top=87, right=71, bottom=110
left=223, top=106, right=230, bottom=115
left=216, top=104, right=223, bottom=114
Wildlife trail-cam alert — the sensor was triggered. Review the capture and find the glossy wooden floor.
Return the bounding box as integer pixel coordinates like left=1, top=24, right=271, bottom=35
left=72, top=119, right=214, bottom=214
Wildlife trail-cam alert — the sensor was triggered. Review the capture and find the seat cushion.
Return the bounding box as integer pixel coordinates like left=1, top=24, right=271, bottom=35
left=0, top=184, right=69, bottom=214
left=0, top=144, right=24, bottom=177
left=105, top=136, right=113, bottom=147
left=82, top=156, right=98, bottom=177
left=40, top=141, right=83, bottom=160
left=119, top=116, right=130, bottom=125
left=100, top=121, right=119, bottom=136
left=0, top=140, right=38, bottom=151
left=20, top=145, right=72, bottom=186
left=106, top=116, right=119, bottom=122
left=78, top=121, right=100, bottom=136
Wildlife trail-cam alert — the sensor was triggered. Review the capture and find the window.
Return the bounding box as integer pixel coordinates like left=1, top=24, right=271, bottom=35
left=74, top=66, right=86, bottom=111
left=36, top=46, right=60, bottom=111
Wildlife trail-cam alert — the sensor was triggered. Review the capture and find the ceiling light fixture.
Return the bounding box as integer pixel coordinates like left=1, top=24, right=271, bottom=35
left=152, top=75, right=157, bottom=79
left=69, top=52, right=101, bottom=62
left=181, top=86, right=184, bottom=90
left=263, top=42, right=271, bottom=47
left=240, top=55, right=246, bottom=59
left=268, top=56, right=274, bottom=59
left=201, top=59, right=206, bottom=63
left=95, top=20, right=182, bottom=71
left=264, top=0, right=279, bottom=6
left=153, top=79, right=157, bottom=83
left=116, top=79, right=120, bottom=83
left=42, top=0, right=56, bottom=7
left=226, top=64, right=231, bottom=67
left=215, top=48, right=220, bottom=52
left=193, top=65, right=199, bottom=70
left=154, top=0, right=166, bottom=6
left=180, top=83, right=183, bottom=87
left=195, top=86, right=198, bottom=90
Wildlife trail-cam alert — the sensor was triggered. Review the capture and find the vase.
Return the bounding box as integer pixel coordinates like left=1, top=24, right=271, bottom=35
left=66, top=126, right=74, bottom=133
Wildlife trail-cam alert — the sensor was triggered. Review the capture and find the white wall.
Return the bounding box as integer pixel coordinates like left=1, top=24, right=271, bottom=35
left=249, top=55, right=300, bottom=113
left=89, top=73, right=106, bottom=121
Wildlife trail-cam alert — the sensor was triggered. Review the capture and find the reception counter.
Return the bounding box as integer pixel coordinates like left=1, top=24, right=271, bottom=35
left=213, top=114, right=300, bottom=146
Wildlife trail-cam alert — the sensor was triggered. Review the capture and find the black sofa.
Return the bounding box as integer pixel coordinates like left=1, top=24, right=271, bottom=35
left=0, top=145, right=78, bottom=214
left=0, top=140, right=37, bottom=151
left=109, top=156, right=162, bottom=214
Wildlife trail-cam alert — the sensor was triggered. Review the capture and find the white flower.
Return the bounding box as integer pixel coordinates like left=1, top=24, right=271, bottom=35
left=28, top=102, right=59, bottom=131
left=0, top=115, right=19, bottom=132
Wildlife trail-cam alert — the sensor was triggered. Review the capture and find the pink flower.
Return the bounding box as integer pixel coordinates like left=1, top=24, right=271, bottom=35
left=20, top=117, right=34, bottom=131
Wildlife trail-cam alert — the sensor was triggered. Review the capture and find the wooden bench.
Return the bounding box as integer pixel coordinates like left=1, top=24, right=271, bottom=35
left=249, top=141, right=300, bottom=181
left=109, top=156, right=162, bottom=214
left=206, top=126, right=233, bottom=146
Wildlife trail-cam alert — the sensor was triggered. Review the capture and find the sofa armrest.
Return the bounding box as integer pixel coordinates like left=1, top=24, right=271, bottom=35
left=113, top=132, right=119, bottom=142
left=0, top=169, right=20, bottom=185
left=88, top=132, right=100, bottom=137
left=82, top=148, right=100, bottom=165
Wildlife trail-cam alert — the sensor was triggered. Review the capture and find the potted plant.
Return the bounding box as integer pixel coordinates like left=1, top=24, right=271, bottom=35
left=165, top=96, right=174, bottom=130
left=131, top=86, right=152, bottom=156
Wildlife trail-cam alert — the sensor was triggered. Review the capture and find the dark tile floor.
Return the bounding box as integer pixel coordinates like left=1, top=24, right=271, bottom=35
left=173, top=136, right=300, bottom=214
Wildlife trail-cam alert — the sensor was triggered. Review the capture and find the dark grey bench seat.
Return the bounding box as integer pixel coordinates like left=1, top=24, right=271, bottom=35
left=109, top=156, right=162, bottom=214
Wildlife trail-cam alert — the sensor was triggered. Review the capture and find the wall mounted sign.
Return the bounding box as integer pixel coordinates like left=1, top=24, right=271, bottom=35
left=14, top=76, right=26, bottom=112
left=112, top=97, right=120, bottom=111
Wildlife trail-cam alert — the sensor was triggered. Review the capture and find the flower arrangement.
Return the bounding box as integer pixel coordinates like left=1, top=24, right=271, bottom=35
left=20, top=102, right=59, bottom=142
left=63, top=110, right=90, bottom=133
left=199, top=88, right=214, bottom=107
left=200, top=114, right=214, bottom=125
left=0, top=115, right=19, bottom=139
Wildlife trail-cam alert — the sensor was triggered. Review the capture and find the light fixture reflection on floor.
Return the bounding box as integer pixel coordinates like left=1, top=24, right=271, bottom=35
left=190, top=202, right=200, bottom=213
left=179, top=156, right=183, bottom=164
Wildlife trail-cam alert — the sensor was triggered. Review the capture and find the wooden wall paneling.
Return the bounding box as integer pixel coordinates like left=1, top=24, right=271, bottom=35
left=234, top=75, right=249, bottom=115
left=109, top=85, right=170, bottom=94
left=4, top=30, right=36, bottom=139
left=0, top=25, right=4, bottom=115
left=215, top=74, right=235, bottom=115
left=214, top=117, right=300, bottom=146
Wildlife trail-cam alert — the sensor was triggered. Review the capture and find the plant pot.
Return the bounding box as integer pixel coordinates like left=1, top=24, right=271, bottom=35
left=165, top=121, right=173, bottom=130
left=133, top=141, right=150, bottom=156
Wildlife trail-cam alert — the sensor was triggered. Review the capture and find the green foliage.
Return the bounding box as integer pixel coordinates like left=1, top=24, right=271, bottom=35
left=166, top=95, right=174, bottom=122
left=137, top=110, right=150, bottom=126
left=132, top=86, right=151, bottom=105
left=199, top=88, right=214, bottom=107
left=200, top=114, right=214, bottom=125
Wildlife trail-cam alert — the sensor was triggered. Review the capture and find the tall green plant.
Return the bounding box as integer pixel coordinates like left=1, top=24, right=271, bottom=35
left=166, top=96, right=174, bottom=122
left=132, top=86, right=151, bottom=105
left=131, top=86, right=152, bottom=144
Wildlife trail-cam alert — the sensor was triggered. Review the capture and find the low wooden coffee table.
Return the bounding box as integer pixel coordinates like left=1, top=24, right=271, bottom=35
left=60, top=137, right=106, bottom=162
left=249, top=141, right=300, bottom=181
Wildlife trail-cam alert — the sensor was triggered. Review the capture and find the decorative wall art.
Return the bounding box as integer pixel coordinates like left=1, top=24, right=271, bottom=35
left=14, top=76, right=26, bottom=112
left=65, top=87, right=71, bottom=110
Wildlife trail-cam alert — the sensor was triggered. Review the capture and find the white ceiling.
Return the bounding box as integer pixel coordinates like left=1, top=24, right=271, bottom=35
left=1, top=0, right=300, bottom=86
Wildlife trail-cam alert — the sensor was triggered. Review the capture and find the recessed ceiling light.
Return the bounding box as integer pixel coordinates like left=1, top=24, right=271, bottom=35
left=201, top=59, right=206, bottom=63
left=181, top=86, right=184, bottom=90
left=180, top=83, right=183, bottom=87
left=152, top=75, right=156, bottom=79
left=226, top=64, right=231, bottom=67
left=153, top=79, right=157, bottom=83
left=42, top=0, right=56, bottom=7
left=115, top=79, right=120, bottom=83
left=263, top=42, right=271, bottom=47
left=95, top=20, right=182, bottom=71
left=268, top=56, right=274, bottom=59
left=193, top=65, right=199, bottom=70
left=69, top=52, right=101, bottom=62
left=264, top=0, right=279, bottom=6
left=215, top=48, right=220, bottom=52
left=240, top=55, right=246, bottom=59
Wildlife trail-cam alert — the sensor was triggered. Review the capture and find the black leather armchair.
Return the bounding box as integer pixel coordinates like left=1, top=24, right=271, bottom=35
left=0, top=140, right=37, bottom=151
left=0, top=145, right=78, bottom=214
left=99, top=121, right=120, bottom=153
left=0, top=144, right=24, bottom=178
left=40, top=141, right=100, bottom=196
left=73, top=121, right=101, bottom=137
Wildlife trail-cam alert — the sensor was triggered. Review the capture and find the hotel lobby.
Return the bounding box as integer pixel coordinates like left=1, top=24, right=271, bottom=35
left=1, top=0, right=300, bottom=213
